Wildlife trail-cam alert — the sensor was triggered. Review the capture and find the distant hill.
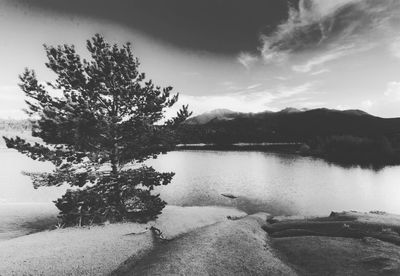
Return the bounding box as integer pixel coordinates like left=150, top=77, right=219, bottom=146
left=185, top=108, right=374, bottom=126
left=179, top=108, right=400, bottom=166
left=179, top=107, right=400, bottom=143
left=184, top=109, right=243, bottom=125
left=184, top=108, right=307, bottom=125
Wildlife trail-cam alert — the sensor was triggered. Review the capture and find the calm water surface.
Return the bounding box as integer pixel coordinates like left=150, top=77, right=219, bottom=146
left=1, top=149, right=400, bottom=240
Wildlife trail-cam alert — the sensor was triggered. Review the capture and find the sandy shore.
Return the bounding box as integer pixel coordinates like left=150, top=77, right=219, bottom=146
left=2, top=208, right=400, bottom=275
left=0, top=206, right=245, bottom=275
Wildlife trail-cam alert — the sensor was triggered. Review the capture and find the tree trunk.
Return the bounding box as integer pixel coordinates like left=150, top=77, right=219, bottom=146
left=110, top=140, right=123, bottom=220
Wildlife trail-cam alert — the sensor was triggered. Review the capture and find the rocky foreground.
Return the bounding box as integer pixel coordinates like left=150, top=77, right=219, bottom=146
left=265, top=211, right=400, bottom=275
left=113, top=213, right=295, bottom=275
left=114, top=211, right=400, bottom=275
left=1, top=208, right=400, bottom=275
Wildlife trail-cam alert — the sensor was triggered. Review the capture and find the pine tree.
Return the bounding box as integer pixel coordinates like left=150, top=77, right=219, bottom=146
left=3, top=34, right=192, bottom=226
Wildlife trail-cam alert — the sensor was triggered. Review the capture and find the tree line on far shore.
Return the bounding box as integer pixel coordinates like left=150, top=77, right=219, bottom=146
left=175, top=109, right=400, bottom=168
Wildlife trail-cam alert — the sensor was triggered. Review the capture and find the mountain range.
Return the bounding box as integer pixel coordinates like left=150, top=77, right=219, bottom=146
left=180, top=107, right=400, bottom=144
left=185, top=108, right=372, bottom=125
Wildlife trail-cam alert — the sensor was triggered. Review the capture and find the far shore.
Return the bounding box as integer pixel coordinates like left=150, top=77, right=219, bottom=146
left=2, top=132, right=399, bottom=168
left=175, top=143, right=303, bottom=156
left=175, top=143, right=400, bottom=168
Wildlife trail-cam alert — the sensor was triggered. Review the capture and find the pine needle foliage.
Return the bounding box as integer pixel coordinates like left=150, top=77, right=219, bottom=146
left=3, top=34, right=192, bottom=226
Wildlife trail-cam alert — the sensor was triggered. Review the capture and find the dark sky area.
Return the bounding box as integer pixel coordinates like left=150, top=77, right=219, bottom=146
left=7, top=0, right=297, bottom=54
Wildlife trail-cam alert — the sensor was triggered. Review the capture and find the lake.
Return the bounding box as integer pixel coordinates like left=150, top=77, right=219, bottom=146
left=1, top=149, right=400, bottom=240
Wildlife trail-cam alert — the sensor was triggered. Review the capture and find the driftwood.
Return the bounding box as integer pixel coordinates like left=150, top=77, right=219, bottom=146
left=221, top=193, right=238, bottom=199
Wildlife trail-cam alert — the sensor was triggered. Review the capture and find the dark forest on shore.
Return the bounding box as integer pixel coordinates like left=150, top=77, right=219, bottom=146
left=176, top=108, right=400, bottom=167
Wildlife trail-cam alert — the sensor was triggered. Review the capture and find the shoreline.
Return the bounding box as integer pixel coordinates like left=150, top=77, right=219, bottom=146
left=175, top=142, right=302, bottom=154
left=1, top=206, right=400, bottom=275
left=175, top=144, right=400, bottom=168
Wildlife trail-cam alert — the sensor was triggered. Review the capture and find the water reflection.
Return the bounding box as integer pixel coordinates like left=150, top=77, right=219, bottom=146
left=148, top=150, right=400, bottom=216
left=2, top=149, right=400, bottom=240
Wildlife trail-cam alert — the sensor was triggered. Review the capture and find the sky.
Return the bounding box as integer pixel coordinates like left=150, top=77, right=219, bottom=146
left=1, top=0, right=400, bottom=118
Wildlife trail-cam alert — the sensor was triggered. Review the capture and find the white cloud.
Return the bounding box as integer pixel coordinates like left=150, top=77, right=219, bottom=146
left=274, top=76, right=290, bottom=81
left=244, top=0, right=392, bottom=67
left=336, top=104, right=351, bottom=110
left=384, top=81, right=400, bottom=100
left=296, top=101, right=325, bottom=109
left=237, top=52, right=258, bottom=69
left=218, top=81, right=243, bottom=92
left=292, top=45, right=355, bottom=73
left=310, top=68, right=330, bottom=76
left=276, top=95, right=325, bottom=109
left=218, top=82, right=262, bottom=93
left=272, top=82, right=315, bottom=99
left=256, top=0, right=362, bottom=64
left=169, top=82, right=316, bottom=116
left=292, top=43, right=375, bottom=73
left=361, top=99, right=374, bottom=110
left=259, top=39, right=288, bottom=64
left=246, top=83, right=262, bottom=90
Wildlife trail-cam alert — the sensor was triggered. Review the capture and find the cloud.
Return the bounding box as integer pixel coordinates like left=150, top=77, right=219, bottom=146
left=384, top=81, right=400, bottom=100
left=292, top=45, right=354, bottom=73
left=274, top=76, right=290, bottom=81
left=310, top=68, right=330, bottom=76
left=271, top=82, right=316, bottom=100
left=336, top=104, right=351, bottom=110
left=237, top=52, right=258, bottom=69
left=257, top=0, right=361, bottom=62
left=276, top=95, right=325, bottom=109
left=218, top=81, right=243, bottom=92
left=259, top=39, right=288, bottom=64
left=218, top=82, right=262, bottom=93
left=170, top=82, right=316, bottom=116
left=295, top=101, right=325, bottom=108
left=361, top=99, right=373, bottom=109
left=240, top=0, right=400, bottom=65
left=292, top=43, right=375, bottom=73
left=246, top=83, right=262, bottom=90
